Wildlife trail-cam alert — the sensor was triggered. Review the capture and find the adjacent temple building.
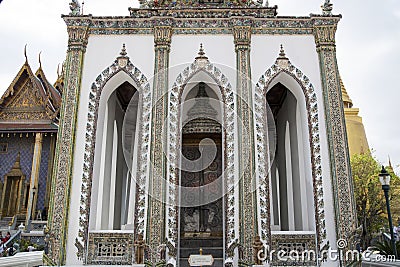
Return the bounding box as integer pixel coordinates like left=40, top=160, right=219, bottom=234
left=0, top=0, right=369, bottom=266
left=0, top=53, right=62, bottom=229
left=340, top=79, right=369, bottom=156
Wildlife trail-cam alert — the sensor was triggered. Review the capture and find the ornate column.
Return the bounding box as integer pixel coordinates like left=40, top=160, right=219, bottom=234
left=233, top=25, right=258, bottom=266
left=145, top=25, right=172, bottom=265
left=44, top=133, right=56, bottom=213
left=313, top=17, right=357, bottom=260
left=26, top=132, right=43, bottom=225
left=46, top=16, right=90, bottom=265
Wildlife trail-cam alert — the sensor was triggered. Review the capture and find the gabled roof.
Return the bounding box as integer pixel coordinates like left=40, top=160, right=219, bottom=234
left=53, top=63, right=64, bottom=97
left=0, top=58, right=60, bottom=132
left=35, top=66, right=62, bottom=112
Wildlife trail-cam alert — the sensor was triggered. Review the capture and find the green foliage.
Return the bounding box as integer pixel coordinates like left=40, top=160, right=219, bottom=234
left=19, top=238, right=30, bottom=252
left=372, top=239, right=400, bottom=256
left=350, top=153, right=400, bottom=249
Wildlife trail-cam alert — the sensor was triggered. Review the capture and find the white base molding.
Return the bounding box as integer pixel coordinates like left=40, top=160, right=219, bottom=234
left=0, top=251, right=43, bottom=267
left=58, top=265, right=145, bottom=267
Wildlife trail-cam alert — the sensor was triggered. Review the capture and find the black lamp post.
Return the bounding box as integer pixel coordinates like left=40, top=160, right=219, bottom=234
left=379, top=166, right=398, bottom=259
left=31, top=186, right=36, bottom=220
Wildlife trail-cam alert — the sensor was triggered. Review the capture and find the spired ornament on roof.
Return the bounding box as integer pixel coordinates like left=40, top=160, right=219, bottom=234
left=69, top=0, right=81, bottom=15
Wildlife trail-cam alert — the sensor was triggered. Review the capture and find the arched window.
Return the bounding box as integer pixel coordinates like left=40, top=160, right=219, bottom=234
left=267, top=79, right=314, bottom=232
left=92, top=79, right=140, bottom=231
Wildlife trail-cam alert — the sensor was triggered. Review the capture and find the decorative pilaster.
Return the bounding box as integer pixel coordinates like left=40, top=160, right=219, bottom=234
left=26, top=132, right=43, bottom=225
left=44, top=134, right=56, bottom=211
left=47, top=16, right=90, bottom=265
left=145, top=25, right=172, bottom=265
left=233, top=25, right=257, bottom=266
left=313, top=18, right=357, bottom=261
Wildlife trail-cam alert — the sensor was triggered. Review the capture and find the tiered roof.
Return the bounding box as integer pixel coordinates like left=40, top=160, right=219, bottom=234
left=0, top=52, right=62, bottom=132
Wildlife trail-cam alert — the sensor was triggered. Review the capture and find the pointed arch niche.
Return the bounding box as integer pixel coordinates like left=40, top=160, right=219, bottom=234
left=255, top=48, right=327, bottom=252
left=76, top=45, right=152, bottom=263
left=165, top=48, right=237, bottom=265
left=267, top=74, right=314, bottom=232
left=91, top=72, right=139, bottom=231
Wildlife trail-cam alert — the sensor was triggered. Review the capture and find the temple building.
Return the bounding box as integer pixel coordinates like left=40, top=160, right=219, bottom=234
left=340, top=78, right=370, bottom=155
left=0, top=53, right=62, bottom=228
left=45, top=0, right=358, bottom=266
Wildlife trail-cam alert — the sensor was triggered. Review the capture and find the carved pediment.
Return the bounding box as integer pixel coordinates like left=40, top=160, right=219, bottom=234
left=5, top=80, right=44, bottom=108
left=0, top=62, right=55, bottom=122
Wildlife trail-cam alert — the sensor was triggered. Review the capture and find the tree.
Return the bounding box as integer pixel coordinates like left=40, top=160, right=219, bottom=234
left=350, top=153, right=400, bottom=249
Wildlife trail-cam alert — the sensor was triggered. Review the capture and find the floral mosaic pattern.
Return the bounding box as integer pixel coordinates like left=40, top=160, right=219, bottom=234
left=146, top=26, right=172, bottom=265
left=233, top=25, right=258, bottom=265
left=87, top=232, right=134, bottom=265
left=270, top=233, right=316, bottom=266
left=314, top=23, right=356, bottom=254
left=64, top=14, right=343, bottom=36
left=47, top=24, right=89, bottom=262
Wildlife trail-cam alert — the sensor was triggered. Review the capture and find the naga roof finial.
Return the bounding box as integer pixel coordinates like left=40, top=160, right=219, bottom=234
left=24, top=44, right=28, bottom=64
left=38, top=51, right=42, bottom=69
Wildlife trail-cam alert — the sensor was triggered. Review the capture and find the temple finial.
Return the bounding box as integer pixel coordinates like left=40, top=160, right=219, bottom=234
left=12, top=152, right=21, bottom=170
left=195, top=43, right=208, bottom=61
left=276, top=44, right=289, bottom=69
left=278, top=44, right=287, bottom=59
left=24, top=44, right=28, bottom=64
left=199, top=43, right=205, bottom=56
left=69, top=0, right=81, bottom=16
left=321, top=0, right=333, bottom=15
left=117, top=44, right=129, bottom=68
left=120, top=43, right=127, bottom=57
left=38, top=51, right=42, bottom=69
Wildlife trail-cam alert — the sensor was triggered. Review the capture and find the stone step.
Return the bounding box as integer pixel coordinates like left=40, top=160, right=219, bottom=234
left=180, top=247, right=223, bottom=258
left=179, top=258, right=224, bottom=267
left=180, top=238, right=223, bottom=248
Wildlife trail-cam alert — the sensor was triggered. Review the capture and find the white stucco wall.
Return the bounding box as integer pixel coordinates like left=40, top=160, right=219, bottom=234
left=66, top=35, right=154, bottom=265
left=65, top=31, right=338, bottom=265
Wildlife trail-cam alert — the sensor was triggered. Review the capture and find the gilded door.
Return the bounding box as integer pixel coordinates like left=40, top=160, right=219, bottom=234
left=3, top=176, right=22, bottom=217
left=180, top=133, right=223, bottom=237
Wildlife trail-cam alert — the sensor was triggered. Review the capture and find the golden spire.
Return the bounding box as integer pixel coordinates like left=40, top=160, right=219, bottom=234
left=340, top=76, right=353, bottom=108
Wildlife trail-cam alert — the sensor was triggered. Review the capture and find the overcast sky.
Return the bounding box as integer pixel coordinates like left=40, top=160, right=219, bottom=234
left=0, top=0, right=399, bottom=172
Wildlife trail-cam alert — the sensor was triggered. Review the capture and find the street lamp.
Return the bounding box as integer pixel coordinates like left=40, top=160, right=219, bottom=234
left=379, top=166, right=398, bottom=259
left=31, top=186, right=36, bottom=220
